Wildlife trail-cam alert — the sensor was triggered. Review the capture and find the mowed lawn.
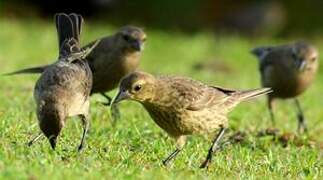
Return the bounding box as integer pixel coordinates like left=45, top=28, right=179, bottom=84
left=0, top=18, right=322, bottom=179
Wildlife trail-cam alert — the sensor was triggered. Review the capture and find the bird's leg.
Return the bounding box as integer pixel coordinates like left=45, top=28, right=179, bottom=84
left=162, top=136, right=186, bottom=166
left=294, top=99, right=307, bottom=134
left=100, top=93, right=112, bottom=106
left=162, top=149, right=181, bottom=166
left=78, top=114, right=89, bottom=151
left=200, top=127, right=226, bottom=169
left=27, top=132, right=43, bottom=146
left=268, top=97, right=275, bottom=126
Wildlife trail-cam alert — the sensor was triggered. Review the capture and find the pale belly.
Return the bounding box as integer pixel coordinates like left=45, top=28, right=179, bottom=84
left=67, top=93, right=90, bottom=117
left=146, top=106, right=228, bottom=137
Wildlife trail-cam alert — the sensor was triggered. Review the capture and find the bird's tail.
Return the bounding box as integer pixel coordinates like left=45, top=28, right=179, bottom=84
left=55, top=13, right=83, bottom=57
left=3, top=65, right=47, bottom=76
left=235, top=87, right=272, bottom=102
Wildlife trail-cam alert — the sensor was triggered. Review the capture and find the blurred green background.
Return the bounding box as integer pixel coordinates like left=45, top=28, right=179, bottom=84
left=0, top=1, right=322, bottom=179
left=2, top=0, right=323, bottom=36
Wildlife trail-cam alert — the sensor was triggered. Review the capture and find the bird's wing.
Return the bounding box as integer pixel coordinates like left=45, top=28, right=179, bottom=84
left=185, top=85, right=235, bottom=111
left=165, top=76, right=234, bottom=111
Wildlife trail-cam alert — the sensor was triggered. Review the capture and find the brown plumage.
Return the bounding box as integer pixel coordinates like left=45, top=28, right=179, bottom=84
left=29, top=13, right=96, bottom=150
left=6, top=25, right=147, bottom=119
left=251, top=41, right=319, bottom=133
left=112, top=71, right=272, bottom=168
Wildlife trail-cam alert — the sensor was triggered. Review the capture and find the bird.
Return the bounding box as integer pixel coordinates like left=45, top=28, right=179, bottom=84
left=251, top=41, right=319, bottom=133
left=29, top=13, right=98, bottom=151
left=111, top=71, right=272, bottom=168
left=6, top=25, right=147, bottom=120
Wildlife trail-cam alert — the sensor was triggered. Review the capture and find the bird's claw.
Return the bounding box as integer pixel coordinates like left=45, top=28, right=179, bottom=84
left=297, top=114, right=308, bottom=134
left=200, top=159, right=211, bottom=169
left=78, top=144, right=84, bottom=152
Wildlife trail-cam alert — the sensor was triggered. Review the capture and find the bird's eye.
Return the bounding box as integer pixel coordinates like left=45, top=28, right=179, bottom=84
left=142, top=37, right=147, bottom=42
left=133, top=84, right=142, bottom=92
left=311, top=57, right=316, bottom=62
left=123, top=34, right=131, bottom=41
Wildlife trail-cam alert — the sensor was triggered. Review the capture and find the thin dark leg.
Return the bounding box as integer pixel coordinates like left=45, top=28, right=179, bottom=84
left=100, top=93, right=112, bottom=106
left=268, top=97, right=275, bottom=126
left=162, top=149, right=181, bottom=166
left=200, top=127, right=226, bottom=169
left=78, top=115, right=89, bottom=151
left=294, top=99, right=307, bottom=134
left=27, top=132, right=43, bottom=146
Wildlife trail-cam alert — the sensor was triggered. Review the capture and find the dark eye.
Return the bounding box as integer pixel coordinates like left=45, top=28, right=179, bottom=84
left=123, top=34, right=131, bottom=42
left=134, top=84, right=142, bottom=92
left=311, top=57, right=316, bottom=62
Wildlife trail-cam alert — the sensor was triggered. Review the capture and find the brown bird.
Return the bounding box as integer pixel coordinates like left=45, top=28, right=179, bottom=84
left=251, top=41, right=319, bottom=133
left=29, top=13, right=97, bottom=150
left=6, top=25, right=147, bottom=118
left=112, top=71, right=271, bottom=168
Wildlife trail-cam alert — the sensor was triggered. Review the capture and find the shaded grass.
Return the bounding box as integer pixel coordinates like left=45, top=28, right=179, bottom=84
left=0, top=18, right=322, bottom=179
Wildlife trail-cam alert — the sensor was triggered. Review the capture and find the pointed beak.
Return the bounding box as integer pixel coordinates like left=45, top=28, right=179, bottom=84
left=49, top=136, right=57, bottom=150
left=297, top=60, right=307, bottom=72
left=112, top=90, right=130, bottom=104
left=131, top=40, right=142, bottom=51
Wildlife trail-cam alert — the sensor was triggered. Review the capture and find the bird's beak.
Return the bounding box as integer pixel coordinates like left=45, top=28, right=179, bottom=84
left=49, top=135, right=57, bottom=150
left=112, top=90, right=130, bottom=104
left=297, top=59, right=307, bottom=72
left=132, top=40, right=142, bottom=51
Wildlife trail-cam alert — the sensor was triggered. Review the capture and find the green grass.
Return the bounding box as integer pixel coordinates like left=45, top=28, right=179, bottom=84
left=0, top=18, right=322, bottom=179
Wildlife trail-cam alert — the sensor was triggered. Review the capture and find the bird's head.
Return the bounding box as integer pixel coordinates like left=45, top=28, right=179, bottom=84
left=291, top=41, right=319, bottom=72
left=116, top=26, right=147, bottom=52
left=38, top=111, right=64, bottom=150
left=112, top=71, right=156, bottom=104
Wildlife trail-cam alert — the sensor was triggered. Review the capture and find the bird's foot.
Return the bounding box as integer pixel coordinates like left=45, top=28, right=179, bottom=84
left=297, top=114, right=308, bottom=134
left=27, top=140, right=34, bottom=147
left=78, top=144, right=84, bottom=152
left=162, top=159, right=171, bottom=167
left=200, top=157, right=211, bottom=169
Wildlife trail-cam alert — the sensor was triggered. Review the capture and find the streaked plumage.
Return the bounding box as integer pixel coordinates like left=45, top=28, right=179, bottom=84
left=112, top=71, right=271, bottom=168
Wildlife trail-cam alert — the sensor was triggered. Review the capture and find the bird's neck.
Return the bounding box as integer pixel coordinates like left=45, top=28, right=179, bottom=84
left=143, top=82, right=173, bottom=108
left=118, top=51, right=141, bottom=72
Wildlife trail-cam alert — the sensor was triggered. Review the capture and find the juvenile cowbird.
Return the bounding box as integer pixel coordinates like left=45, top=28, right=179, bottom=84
left=251, top=41, right=319, bottom=133
left=112, top=71, right=271, bottom=168
left=30, top=13, right=97, bottom=150
left=6, top=26, right=146, bottom=106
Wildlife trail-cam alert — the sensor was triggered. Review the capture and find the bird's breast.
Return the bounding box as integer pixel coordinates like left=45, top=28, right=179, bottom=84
left=143, top=104, right=227, bottom=137
left=91, top=52, right=140, bottom=93
left=263, top=66, right=316, bottom=98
